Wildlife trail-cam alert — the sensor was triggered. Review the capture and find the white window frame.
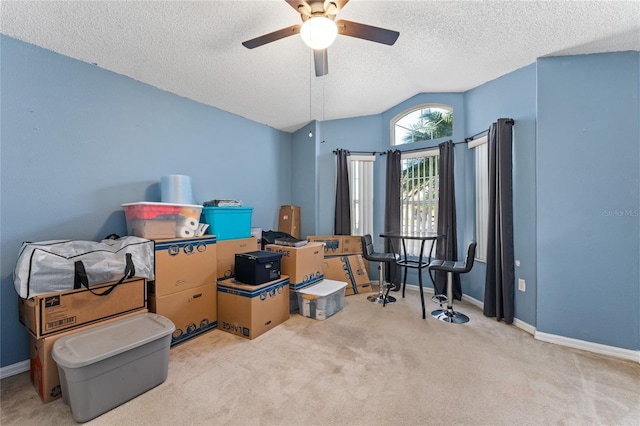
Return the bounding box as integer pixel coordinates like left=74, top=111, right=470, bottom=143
left=348, top=154, right=375, bottom=237
left=469, top=135, right=488, bottom=262
left=400, top=149, right=439, bottom=257
left=390, top=103, right=453, bottom=146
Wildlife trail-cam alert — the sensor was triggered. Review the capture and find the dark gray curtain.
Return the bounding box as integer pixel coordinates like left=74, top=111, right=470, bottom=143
left=334, top=149, right=351, bottom=235
left=434, top=140, right=460, bottom=298
left=384, top=150, right=401, bottom=289
left=483, top=118, right=515, bottom=324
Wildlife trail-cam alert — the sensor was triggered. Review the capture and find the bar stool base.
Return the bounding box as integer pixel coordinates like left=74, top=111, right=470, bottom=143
left=431, top=309, right=469, bottom=324
left=368, top=294, right=396, bottom=304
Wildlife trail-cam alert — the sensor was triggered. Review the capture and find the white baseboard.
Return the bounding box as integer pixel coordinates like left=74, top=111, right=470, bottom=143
left=405, top=283, right=638, bottom=363
left=535, top=331, right=640, bottom=363
left=513, top=318, right=536, bottom=335
left=461, top=292, right=536, bottom=335
left=461, top=293, right=483, bottom=309
left=0, top=360, right=29, bottom=380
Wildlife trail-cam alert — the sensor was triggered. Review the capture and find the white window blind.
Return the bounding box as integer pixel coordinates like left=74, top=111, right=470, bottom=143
left=471, top=135, right=488, bottom=261
left=348, top=155, right=375, bottom=237
left=400, top=149, right=439, bottom=256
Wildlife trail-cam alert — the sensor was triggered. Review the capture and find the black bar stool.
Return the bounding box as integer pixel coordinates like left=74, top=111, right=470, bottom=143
left=428, top=241, right=477, bottom=324
left=361, top=234, right=399, bottom=305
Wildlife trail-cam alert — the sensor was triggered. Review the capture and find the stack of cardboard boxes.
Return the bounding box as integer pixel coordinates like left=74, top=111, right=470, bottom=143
left=147, top=235, right=218, bottom=346
left=307, top=235, right=372, bottom=295
left=217, top=241, right=291, bottom=340
left=19, top=277, right=148, bottom=403
left=265, top=242, right=325, bottom=313
left=20, top=219, right=370, bottom=404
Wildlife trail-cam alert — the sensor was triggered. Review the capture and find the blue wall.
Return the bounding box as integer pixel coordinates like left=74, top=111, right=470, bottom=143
left=291, top=122, right=319, bottom=237
left=315, top=115, right=385, bottom=237
left=2, top=34, right=639, bottom=369
left=536, top=52, right=640, bottom=350
left=463, top=64, right=538, bottom=325
left=0, top=36, right=292, bottom=367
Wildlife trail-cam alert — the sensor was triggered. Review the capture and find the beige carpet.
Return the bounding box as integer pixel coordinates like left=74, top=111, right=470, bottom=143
left=2, top=287, right=639, bottom=426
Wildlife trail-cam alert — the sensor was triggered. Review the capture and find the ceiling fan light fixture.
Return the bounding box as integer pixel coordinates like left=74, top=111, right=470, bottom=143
left=300, top=16, right=338, bottom=50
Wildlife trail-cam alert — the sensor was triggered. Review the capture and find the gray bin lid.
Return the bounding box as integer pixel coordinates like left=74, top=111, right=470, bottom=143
left=52, top=313, right=175, bottom=369
left=298, top=279, right=347, bottom=297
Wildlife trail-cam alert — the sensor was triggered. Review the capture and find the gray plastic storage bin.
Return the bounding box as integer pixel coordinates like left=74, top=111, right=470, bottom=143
left=52, top=313, right=175, bottom=423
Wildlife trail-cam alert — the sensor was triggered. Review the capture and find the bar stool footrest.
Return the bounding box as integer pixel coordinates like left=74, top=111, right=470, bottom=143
left=431, top=294, right=448, bottom=306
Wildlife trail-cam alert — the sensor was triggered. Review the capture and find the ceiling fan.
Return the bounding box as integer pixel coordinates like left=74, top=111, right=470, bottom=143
left=242, top=0, right=399, bottom=77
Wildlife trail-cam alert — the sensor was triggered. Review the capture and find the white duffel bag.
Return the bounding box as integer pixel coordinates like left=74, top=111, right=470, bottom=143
left=14, top=235, right=155, bottom=299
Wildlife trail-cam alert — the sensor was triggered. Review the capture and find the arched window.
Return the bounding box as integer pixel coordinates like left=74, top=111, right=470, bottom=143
left=391, top=104, right=453, bottom=146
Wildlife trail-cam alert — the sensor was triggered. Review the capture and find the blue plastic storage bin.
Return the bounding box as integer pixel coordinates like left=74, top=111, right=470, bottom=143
left=202, top=206, right=253, bottom=240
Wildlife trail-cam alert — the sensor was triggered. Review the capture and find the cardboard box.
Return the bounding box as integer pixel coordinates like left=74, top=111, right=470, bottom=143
left=129, top=219, right=176, bottom=239
left=148, top=282, right=217, bottom=346
left=264, top=242, right=325, bottom=313
left=264, top=242, right=324, bottom=286
left=322, top=255, right=372, bottom=296
left=217, top=276, right=290, bottom=340
left=216, top=237, right=258, bottom=280
left=306, top=235, right=363, bottom=256
left=307, top=235, right=342, bottom=255
left=19, top=277, right=146, bottom=339
left=341, top=235, right=363, bottom=255
left=150, top=236, right=217, bottom=297
left=29, top=308, right=147, bottom=403
left=278, top=205, right=301, bottom=239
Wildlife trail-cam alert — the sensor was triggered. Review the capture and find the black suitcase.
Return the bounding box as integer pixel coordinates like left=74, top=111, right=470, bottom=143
left=234, top=251, right=282, bottom=285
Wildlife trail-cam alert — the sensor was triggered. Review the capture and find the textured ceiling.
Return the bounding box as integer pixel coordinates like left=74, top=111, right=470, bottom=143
left=2, top=0, right=639, bottom=133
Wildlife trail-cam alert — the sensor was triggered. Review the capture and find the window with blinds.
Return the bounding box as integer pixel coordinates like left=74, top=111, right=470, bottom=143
left=348, top=155, right=375, bottom=237
left=470, top=135, right=488, bottom=261
left=400, top=149, right=439, bottom=256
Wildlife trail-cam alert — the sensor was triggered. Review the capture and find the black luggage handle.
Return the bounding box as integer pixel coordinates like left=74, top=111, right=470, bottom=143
left=74, top=253, right=136, bottom=296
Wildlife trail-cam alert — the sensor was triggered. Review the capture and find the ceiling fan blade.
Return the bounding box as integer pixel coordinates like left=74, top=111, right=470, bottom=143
left=314, top=49, right=328, bottom=77
left=335, top=19, right=399, bottom=45
left=242, top=25, right=301, bottom=49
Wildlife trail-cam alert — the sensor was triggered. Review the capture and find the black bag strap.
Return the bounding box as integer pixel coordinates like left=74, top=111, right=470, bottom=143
left=73, top=253, right=136, bottom=296
left=122, top=252, right=136, bottom=281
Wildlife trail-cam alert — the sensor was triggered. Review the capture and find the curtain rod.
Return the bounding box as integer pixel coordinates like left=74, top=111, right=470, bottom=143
left=332, top=150, right=385, bottom=155
left=380, top=139, right=454, bottom=155
left=334, top=118, right=515, bottom=156
left=464, top=118, right=515, bottom=142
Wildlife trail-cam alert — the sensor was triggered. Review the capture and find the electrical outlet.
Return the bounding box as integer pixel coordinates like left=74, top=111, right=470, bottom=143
left=518, top=278, right=526, bottom=292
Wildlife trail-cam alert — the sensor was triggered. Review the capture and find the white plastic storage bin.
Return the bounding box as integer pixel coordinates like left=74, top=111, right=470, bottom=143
left=52, top=313, right=175, bottom=423
left=296, top=279, right=347, bottom=320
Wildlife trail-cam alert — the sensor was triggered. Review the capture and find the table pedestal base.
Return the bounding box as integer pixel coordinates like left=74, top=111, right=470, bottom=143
left=368, top=293, right=396, bottom=304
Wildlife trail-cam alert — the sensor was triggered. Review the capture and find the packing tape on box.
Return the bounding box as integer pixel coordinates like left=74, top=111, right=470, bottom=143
left=177, top=226, right=196, bottom=238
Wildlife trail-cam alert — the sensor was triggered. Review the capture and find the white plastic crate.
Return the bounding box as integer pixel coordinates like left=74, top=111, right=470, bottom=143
left=296, top=279, right=347, bottom=320
left=122, top=202, right=203, bottom=239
